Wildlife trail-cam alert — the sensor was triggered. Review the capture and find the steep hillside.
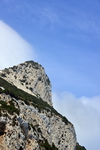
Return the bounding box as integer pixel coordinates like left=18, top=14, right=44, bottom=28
left=0, top=61, right=52, bottom=106
left=0, top=77, right=76, bottom=150
left=0, top=61, right=86, bottom=150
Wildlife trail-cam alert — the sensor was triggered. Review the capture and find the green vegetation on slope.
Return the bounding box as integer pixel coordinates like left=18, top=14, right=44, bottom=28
left=76, top=143, right=86, bottom=150
left=39, top=139, right=58, bottom=150
left=0, top=76, right=86, bottom=150
left=0, top=100, right=19, bottom=116
left=0, top=77, right=69, bottom=125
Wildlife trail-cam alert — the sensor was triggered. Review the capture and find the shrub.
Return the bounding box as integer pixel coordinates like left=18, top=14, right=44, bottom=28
left=0, top=73, right=6, bottom=77
left=39, top=139, right=58, bottom=150
left=0, top=100, right=19, bottom=115
left=76, top=143, right=86, bottom=150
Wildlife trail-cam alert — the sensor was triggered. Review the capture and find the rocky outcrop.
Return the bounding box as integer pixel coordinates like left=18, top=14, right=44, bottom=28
left=0, top=61, right=86, bottom=150
left=0, top=92, right=76, bottom=150
left=0, top=61, right=52, bottom=106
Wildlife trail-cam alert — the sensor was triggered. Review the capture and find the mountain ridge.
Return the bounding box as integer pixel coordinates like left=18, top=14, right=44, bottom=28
left=0, top=61, right=86, bottom=150
left=0, top=61, right=52, bottom=106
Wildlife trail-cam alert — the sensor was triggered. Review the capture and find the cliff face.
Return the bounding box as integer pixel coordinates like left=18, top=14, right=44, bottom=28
left=0, top=93, right=76, bottom=150
left=0, top=61, right=52, bottom=106
left=0, top=61, right=85, bottom=150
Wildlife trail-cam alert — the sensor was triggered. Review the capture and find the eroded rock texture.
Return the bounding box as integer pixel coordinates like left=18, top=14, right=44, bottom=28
left=0, top=61, right=52, bottom=106
left=0, top=94, right=76, bottom=150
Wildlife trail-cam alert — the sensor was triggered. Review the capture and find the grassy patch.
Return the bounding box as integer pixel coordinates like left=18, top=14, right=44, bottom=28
left=0, top=100, right=19, bottom=116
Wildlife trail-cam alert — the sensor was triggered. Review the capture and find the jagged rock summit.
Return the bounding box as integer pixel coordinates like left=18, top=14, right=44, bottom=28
left=0, top=61, right=86, bottom=150
left=0, top=61, right=52, bottom=106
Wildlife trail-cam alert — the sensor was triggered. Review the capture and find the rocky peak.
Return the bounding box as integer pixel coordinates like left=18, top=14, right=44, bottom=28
left=0, top=61, right=86, bottom=150
left=0, top=61, right=52, bottom=106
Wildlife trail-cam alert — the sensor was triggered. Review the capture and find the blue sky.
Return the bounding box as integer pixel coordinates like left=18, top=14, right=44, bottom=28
left=0, top=0, right=100, bottom=149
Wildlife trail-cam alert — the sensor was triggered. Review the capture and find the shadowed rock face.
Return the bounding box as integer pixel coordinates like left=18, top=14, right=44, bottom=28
left=0, top=121, right=8, bottom=150
left=0, top=121, right=6, bottom=136
left=0, top=61, right=52, bottom=106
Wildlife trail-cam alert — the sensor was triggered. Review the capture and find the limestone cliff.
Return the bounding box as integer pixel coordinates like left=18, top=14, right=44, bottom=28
left=0, top=61, right=52, bottom=106
left=0, top=93, right=76, bottom=150
left=0, top=61, right=86, bottom=150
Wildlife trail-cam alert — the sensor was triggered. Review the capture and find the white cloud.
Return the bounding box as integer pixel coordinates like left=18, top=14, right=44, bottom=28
left=0, top=20, right=36, bottom=69
left=53, top=92, right=100, bottom=150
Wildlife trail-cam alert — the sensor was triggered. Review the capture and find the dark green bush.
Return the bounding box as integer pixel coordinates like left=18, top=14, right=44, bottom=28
left=76, top=143, right=86, bottom=150
left=39, top=139, right=58, bottom=150
left=0, top=100, right=19, bottom=115
left=0, top=73, right=6, bottom=77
